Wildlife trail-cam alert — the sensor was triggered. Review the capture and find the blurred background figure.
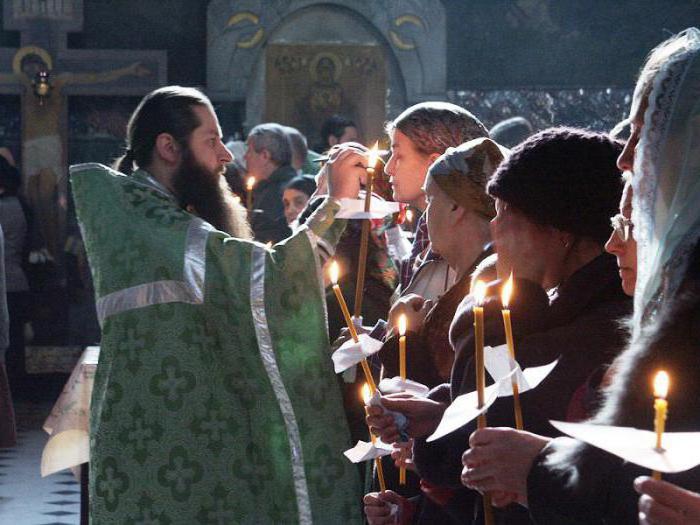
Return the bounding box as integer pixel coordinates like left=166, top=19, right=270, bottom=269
left=223, top=139, right=247, bottom=198
left=0, top=155, right=31, bottom=401
left=244, top=123, right=296, bottom=242
left=316, top=114, right=359, bottom=153
left=0, top=223, right=15, bottom=448
left=490, top=116, right=533, bottom=148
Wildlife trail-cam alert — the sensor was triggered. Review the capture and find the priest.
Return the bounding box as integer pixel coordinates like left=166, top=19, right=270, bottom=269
left=71, top=86, right=364, bottom=523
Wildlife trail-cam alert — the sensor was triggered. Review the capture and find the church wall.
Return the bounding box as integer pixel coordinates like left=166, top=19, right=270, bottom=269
left=442, top=0, right=700, bottom=89
left=1, top=0, right=698, bottom=139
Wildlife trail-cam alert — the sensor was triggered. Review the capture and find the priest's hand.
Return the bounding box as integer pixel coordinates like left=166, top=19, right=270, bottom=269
left=387, top=294, right=432, bottom=336
left=461, top=427, right=550, bottom=507
left=366, top=393, right=446, bottom=443
left=325, top=143, right=367, bottom=200
left=364, top=490, right=407, bottom=525
left=636, top=476, right=700, bottom=524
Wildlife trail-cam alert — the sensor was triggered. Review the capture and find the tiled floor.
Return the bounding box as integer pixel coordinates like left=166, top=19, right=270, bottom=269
left=0, top=400, right=80, bottom=524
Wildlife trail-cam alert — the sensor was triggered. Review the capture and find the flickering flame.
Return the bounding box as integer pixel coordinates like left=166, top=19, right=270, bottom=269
left=246, top=176, right=255, bottom=191
left=362, top=383, right=372, bottom=404
left=405, top=209, right=414, bottom=223
left=654, top=371, right=669, bottom=399
left=501, top=272, right=514, bottom=308
left=367, top=142, right=380, bottom=169
left=329, top=260, right=340, bottom=285
left=473, top=280, right=487, bottom=306
left=398, top=313, right=407, bottom=337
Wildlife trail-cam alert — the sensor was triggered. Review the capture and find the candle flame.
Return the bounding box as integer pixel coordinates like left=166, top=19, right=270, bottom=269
left=329, top=260, right=340, bottom=285
left=473, top=280, right=487, bottom=306
left=361, top=383, right=371, bottom=404
left=398, top=313, right=407, bottom=336
left=654, top=371, right=670, bottom=399
left=246, top=176, right=255, bottom=191
left=367, top=142, right=379, bottom=168
left=405, top=209, right=414, bottom=223
left=501, top=272, right=514, bottom=308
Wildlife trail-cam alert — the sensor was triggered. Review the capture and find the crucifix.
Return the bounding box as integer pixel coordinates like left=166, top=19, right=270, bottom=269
left=0, top=0, right=166, bottom=261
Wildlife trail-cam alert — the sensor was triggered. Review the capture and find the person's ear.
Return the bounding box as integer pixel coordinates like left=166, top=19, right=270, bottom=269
left=260, top=148, right=272, bottom=164
left=328, top=135, right=339, bottom=147
left=155, top=133, right=181, bottom=164
left=428, top=152, right=441, bottom=164
left=450, top=203, right=467, bottom=225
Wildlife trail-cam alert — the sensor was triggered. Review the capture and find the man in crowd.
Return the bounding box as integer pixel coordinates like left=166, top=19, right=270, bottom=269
left=244, top=122, right=297, bottom=242
left=71, top=85, right=365, bottom=523
left=317, top=114, right=359, bottom=152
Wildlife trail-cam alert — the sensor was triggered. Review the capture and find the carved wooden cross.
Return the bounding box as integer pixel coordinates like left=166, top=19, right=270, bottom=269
left=0, top=0, right=166, bottom=259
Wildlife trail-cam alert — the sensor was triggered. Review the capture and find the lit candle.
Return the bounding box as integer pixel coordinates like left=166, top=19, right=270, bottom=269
left=501, top=273, right=524, bottom=430
left=652, top=371, right=669, bottom=480
left=363, top=382, right=387, bottom=492
left=472, top=280, right=494, bottom=525
left=405, top=208, right=414, bottom=227
left=353, top=142, right=380, bottom=318
left=398, top=314, right=407, bottom=380
left=473, top=280, right=488, bottom=429
left=246, top=176, right=255, bottom=213
left=329, top=260, right=377, bottom=392
left=397, top=313, right=407, bottom=485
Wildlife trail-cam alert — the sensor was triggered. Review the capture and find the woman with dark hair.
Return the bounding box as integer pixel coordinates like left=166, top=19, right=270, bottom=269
left=461, top=28, right=700, bottom=525
left=367, top=127, right=631, bottom=524
left=283, top=174, right=316, bottom=225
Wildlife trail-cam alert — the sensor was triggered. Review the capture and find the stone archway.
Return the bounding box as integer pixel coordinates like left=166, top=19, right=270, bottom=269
left=207, top=0, right=446, bottom=128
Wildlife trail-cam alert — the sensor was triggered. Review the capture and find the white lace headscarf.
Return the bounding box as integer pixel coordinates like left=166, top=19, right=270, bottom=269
left=631, top=27, right=700, bottom=333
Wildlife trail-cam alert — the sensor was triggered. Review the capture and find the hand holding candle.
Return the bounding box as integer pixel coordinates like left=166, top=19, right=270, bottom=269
left=363, top=383, right=387, bottom=492
left=501, top=273, right=524, bottom=430
left=652, top=371, right=669, bottom=480
left=330, top=260, right=376, bottom=392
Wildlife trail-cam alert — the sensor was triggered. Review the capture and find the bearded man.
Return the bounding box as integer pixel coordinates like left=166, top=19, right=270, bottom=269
left=71, top=86, right=363, bottom=523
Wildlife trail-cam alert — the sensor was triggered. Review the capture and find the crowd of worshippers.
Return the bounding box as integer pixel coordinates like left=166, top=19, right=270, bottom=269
left=2, top=26, right=700, bottom=525
left=222, top=28, right=700, bottom=524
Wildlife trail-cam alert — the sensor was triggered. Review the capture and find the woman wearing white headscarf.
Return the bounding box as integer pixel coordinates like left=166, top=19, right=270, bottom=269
left=460, top=27, right=700, bottom=524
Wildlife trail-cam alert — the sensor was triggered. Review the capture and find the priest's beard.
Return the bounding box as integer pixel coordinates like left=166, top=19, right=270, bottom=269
left=171, top=148, right=252, bottom=239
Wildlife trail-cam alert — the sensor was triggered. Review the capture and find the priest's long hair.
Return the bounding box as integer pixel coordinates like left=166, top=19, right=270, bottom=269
left=113, top=86, right=213, bottom=175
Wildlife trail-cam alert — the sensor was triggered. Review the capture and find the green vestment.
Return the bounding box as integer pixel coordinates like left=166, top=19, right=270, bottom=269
left=70, top=163, right=362, bottom=524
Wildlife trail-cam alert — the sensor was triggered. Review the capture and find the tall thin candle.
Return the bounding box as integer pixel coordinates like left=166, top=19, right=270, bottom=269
left=472, top=280, right=493, bottom=525
left=362, top=383, right=387, bottom=492
left=353, top=142, right=379, bottom=318
left=501, top=273, right=524, bottom=430
left=398, top=313, right=407, bottom=485
left=329, top=260, right=376, bottom=392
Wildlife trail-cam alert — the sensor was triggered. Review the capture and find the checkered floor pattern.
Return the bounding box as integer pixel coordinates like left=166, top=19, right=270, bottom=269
left=0, top=401, right=80, bottom=524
